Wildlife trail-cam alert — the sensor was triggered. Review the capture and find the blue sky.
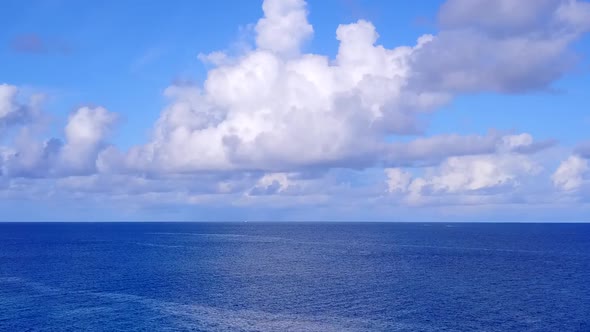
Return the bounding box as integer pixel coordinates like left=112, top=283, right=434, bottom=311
left=1, top=0, right=590, bottom=221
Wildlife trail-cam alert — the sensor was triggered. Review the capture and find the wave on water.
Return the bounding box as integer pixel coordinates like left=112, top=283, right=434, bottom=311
left=0, top=276, right=423, bottom=332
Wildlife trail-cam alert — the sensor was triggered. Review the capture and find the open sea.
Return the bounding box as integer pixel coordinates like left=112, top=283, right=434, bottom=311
left=0, top=222, right=589, bottom=331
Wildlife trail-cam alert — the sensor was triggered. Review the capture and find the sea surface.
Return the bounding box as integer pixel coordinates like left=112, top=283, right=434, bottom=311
left=0, top=222, right=589, bottom=331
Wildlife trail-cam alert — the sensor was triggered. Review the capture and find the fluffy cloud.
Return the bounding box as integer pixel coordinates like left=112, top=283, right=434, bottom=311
left=3, top=0, right=583, bottom=179
left=385, top=168, right=412, bottom=193
left=249, top=172, right=293, bottom=195
left=1, top=105, right=117, bottom=177
left=0, top=84, right=42, bottom=130
left=1, top=0, right=589, bottom=220
left=121, top=18, right=444, bottom=173
left=0, top=84, right=51, bottom=177
left=552, top=155, right=589, bottom=191
left=419, top=154, right=539, bottom=193
left=255, top=0, right=313, bottom=56
left=386, top=147, right=542, bottom=205
left=116, top=0, right=574, bottom=174
left=59, top=106, right=118, bottom=174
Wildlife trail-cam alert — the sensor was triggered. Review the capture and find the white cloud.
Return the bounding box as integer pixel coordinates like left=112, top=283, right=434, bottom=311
left=255, top=0, right=313, bottom=56
left=59, top=106, right=118, bottom=174
left=1, top=105, right=117, bottom=177
left=122, top=15, right=443, bottom=173
left=423, top=154, right=539, bottom=193
left=248, top=172, right=293, bottom=195
left=117, top=0, right=570, bottom=175
left=552, top=155, right=589, bottom=191
left=1, top=0, right=589, bottom=220
left=0, top=84, right=43, bottom=130
left=387, top=151, right=542, bottom=205
left=114, top=0, right=579, bottom=175
left=0, top=84, right=19, bottom=120
left=501, top=133, right=533, bottom=150
left=385, top=168, right=412, bottom=193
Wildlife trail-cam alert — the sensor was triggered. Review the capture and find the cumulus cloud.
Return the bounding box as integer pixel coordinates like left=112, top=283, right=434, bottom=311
left=385, top=168, right=412, bottom=193
left=255, top=0, right=313, bottom=56
left=115, top=0, right=574, bottom=175
left=421, top=155, right=539, bottom=193
left=0, top=84, right=42, bottom=130
left=248, top=172, right=293, bottom=195
left=1, top=0, right=589, bottom=219
left=2, top=134, right=61, bottom=178
left=3, top=0, right=581, bottom=179
left=59, top=107, right=118, bottom=174
left=386, top=150, right=542, bottom=205
left=120, top=18, right=444, bottom=173
left=552, top=155, right=589, bottom=191
left=1, top=105, right=117, bottom=178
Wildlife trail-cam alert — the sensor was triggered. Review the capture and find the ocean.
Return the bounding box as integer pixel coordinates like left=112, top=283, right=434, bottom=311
left=0, top=222, right=589, bottom=331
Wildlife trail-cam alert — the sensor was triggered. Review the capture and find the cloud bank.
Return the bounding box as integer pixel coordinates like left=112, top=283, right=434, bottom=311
left=2, top=0, right=590, bottom=220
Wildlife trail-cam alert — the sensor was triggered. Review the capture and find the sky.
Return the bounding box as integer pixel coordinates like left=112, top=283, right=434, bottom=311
left=1, top=0, right=590, bottom=222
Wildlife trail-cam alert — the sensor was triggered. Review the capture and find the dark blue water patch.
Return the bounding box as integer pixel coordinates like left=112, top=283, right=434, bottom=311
left=1, top=222, right=589, bottom=331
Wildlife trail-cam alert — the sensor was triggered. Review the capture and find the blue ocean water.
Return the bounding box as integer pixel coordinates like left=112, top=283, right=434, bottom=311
left=1, top=222, right=589, bottom=331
